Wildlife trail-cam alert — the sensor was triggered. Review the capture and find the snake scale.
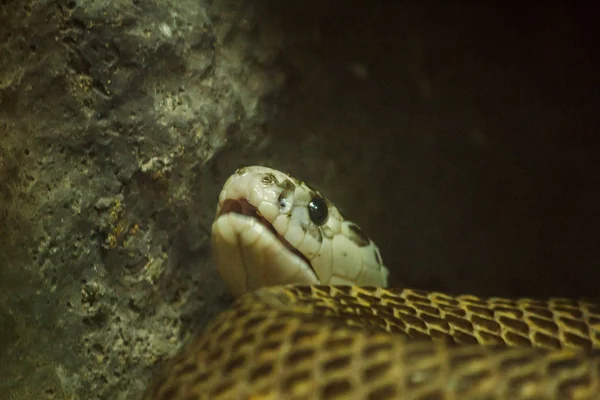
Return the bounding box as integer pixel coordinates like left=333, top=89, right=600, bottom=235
left=143, top=166, right=600, bottom=400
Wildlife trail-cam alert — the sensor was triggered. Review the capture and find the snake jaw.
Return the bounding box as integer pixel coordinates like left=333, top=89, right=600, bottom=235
left=212, top=198, right=320, bottom=297
left=217, top=198, right=315, bottom=271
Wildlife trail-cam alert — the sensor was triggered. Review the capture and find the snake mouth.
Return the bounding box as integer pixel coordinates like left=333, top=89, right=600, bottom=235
left=217, top=199, right=315, bottom=273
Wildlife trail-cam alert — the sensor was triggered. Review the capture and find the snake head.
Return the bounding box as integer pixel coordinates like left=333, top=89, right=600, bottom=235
left=211, top=166, right=389, bottom=297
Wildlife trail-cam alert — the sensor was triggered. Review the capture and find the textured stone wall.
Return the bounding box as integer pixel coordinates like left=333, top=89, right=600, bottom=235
left=0, top=1, right=284, bottom=398
left=0, top=1, right=598, bottom=399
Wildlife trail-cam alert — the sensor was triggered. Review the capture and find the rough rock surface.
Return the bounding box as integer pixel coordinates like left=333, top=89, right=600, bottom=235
left=0, top=1, right=282, bottom=398
left=0, top=1, right=598, bottom=399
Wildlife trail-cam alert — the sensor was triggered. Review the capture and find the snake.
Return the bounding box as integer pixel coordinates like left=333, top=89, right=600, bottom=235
left=144, top=166, right=600, bottom=400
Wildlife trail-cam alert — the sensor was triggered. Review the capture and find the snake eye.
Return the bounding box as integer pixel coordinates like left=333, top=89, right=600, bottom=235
left=308, top=197, right=328, bottom=226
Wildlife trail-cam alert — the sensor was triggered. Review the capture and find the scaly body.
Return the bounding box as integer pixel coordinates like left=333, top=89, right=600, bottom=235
left=144, top=166, right=600, bottom=400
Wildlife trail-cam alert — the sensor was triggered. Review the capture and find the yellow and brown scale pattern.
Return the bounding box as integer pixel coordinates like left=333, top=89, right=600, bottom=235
left=266, top=286, right=600, bottom=350
left=144, top=286, right=600, bottom=400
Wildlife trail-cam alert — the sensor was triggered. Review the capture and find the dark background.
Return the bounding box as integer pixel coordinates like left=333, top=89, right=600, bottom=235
left=256, top=2, right=600, bottom=299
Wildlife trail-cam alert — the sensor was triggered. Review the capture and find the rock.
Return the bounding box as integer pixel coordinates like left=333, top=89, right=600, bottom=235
left=0, top=1, right=283, bottom=398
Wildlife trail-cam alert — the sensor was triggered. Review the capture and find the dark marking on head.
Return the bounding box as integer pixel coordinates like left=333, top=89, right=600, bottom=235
left=277, top=180, right=295, bottom=211
left=279, top=178, right=296, bottom=192
left=346, top=223, right=371, bottom=247
left=261, top=173, right=277, bottom=185
left=301, top=220, right=323, bottom=243
left=277, top=192, right=289, bottom=209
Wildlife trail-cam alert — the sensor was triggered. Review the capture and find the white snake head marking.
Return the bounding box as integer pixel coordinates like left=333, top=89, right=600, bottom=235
left=211, top=166, right=389, bottom=297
